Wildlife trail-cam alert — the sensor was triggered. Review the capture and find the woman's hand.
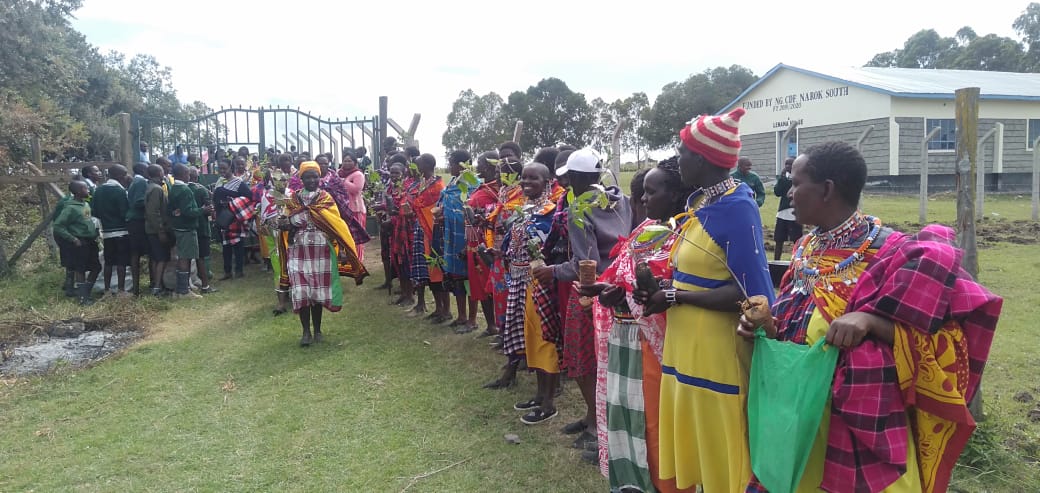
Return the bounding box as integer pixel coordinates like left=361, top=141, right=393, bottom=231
left=531, top=265, right=554, bottom=286
left=634, top=289, right=669, bottom=315
left=575, top=282, right=610, bottom=298
left=826, top=312, right=894, bottom=348
left=737, top=313, right=778, bottom=339
left=598, top=285, right=626, bottom=307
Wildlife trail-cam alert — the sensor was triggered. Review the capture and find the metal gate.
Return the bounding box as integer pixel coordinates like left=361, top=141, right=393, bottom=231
left=133, top=106, right=380, bottom=169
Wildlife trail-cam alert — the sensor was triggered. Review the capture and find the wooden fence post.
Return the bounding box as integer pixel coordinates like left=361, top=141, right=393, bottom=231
left=918, top=126, right=942, bottom=224
left=30, top=137, right=57, bottom=257
left=610, top=119, right=627, bottom=178
left=955, top=87, right=979, bottom=279
left=119, top=113, right=133, bottom=166
left=955, top=87, right=984, bottom=419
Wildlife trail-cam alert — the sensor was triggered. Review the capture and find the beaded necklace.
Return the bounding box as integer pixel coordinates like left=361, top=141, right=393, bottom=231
left=687, top=178, right=738, bottom=211
left=790, top=212, right=882, bottom=294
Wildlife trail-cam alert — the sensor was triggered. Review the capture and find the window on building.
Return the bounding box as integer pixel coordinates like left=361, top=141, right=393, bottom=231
left=1029, top=119, right=1040, bottom=150
left=926, top=119, right=956, bottom=151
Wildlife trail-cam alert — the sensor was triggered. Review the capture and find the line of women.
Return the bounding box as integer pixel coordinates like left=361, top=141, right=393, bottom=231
left=387, top=107, right=1002, bottom=493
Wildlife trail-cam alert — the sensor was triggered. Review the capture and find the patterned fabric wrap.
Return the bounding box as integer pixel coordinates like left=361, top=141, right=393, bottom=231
left=500, top=193, right=555, bottom=359
left=321, top=172, right=370, bottom=246
left=223, top=196, right=255, bottom=246
left=287, top=218, right=341, bottom=313
left=563, top=291, right=597, bottom=377
left=286, top=188, right=368, bottom=283
left=465, top=181, right=500, bottom=301
left=410, top=221, right=429, bottom=284
left=412, top=176, right=446, bottom=284
left=389, top=179, right=417, bottom=280
left=605, top=316, right=654, bottom=492
left=438, top=177, right=467, bottom=276
left=501, top=263, right=531, bottom=360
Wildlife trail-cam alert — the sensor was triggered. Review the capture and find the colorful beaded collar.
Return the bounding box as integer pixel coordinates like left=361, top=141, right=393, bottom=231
left=790, top=212, right=882, bottom=294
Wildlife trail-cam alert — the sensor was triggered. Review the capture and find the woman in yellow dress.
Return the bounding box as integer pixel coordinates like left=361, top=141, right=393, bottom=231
left=634, top=108, right=775, bottom=492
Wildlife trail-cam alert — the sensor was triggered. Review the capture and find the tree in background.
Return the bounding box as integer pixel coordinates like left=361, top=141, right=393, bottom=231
left=866, top=3, right=1040, bottom=72
left=1014, top=2, right=1040, bottom=70
left=441, top=89, right=511, bottom=155
left=0, top=0, right=212, bottom=164
left=502, top=78, right=594, bottom=152
left=640, top=65, right=757, bottom=150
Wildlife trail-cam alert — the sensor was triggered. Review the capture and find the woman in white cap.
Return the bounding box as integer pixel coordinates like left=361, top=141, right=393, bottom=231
left=633, top=108, right=774, bottom=492
left=532, top=147, right=633, bottom=452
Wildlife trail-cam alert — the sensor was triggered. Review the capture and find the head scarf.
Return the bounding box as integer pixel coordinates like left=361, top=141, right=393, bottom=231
left=298, top=161, right=321, bottom=177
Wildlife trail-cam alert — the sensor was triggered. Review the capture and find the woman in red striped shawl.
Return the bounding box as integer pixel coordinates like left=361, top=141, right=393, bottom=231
left=740, top=142, right=1001, bottom=493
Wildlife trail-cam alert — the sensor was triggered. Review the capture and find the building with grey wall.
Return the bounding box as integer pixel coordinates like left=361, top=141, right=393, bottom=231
left=720, top=64, right=1040, bottom=191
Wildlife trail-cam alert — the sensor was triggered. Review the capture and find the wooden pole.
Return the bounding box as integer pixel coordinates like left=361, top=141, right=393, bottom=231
left=956, top=87, right=983, bottom=420
left=6, top=214, right=55, bottom=268
left=25, top=162, right=64, bottom=199
left=610, top=118, right=627, bottom=178
left=1033, top=136, right=1040, bottom=222
left=378, top=96, right=388, bottom=161
left=119, top=113, right=133, bottom=166
left=512, top=120, right=523, bottom=144
left=30, top=137, right=57, bottom=258
left=918, top=126, right=942, bottom=224
left=955, top=87, right=980, bottom=280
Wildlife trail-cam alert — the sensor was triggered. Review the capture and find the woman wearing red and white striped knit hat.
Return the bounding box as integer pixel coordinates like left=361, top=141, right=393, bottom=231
left=632, top=107, right=775, bottom=492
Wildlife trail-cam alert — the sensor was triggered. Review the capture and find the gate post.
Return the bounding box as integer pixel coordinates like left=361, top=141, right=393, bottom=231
left=258, top=109, right=267, bottom=157
left=378, top=97, right=388, bottom=159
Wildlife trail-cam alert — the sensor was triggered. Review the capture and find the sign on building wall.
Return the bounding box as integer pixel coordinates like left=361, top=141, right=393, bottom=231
left=731, top=68, right=891, bottom=135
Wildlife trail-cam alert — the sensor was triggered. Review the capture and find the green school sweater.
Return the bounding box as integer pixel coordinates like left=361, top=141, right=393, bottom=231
left=189, top=182, right=213, bottom=237
left=52, top=199, right=97, bottom=242
left=168, top=181, right=202, bottom=231
left=126, top=175, right=148, bottom=221
left=91, top=180, right=129, bottom=235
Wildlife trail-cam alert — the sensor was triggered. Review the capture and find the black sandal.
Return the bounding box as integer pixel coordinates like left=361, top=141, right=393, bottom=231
left=561, top=420, right=588, bottom=435
left=513, top=399, right=541, bottom=411
left=520, top=407, right=558, bottom=425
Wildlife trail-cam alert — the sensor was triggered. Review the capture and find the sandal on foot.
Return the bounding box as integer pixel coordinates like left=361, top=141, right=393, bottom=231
left=454, top=323, right=478, bottom=335
left=561, top=420, right=588, bottom=435
left=581, top=448, right=599, bottom=465
left=272, top=308, right=287, bottom=317
left=448, top=318, right=467, bottom=327
left=513, top=399, right=541, bottom=411
left=571, top=430, right=596, bottom=449
left=520, top=408, right=558, bottom=425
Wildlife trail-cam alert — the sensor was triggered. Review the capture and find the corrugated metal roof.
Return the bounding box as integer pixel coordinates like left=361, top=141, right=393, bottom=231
left=718, top=63, right=1040, bottom=114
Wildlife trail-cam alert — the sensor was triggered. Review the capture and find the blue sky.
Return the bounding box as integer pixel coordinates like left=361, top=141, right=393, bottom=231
left=72, top=0, right=1029, bottom=158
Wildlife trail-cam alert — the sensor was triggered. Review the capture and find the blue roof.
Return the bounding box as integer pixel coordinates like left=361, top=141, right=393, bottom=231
left=718, top=63, right=1040, bottom=114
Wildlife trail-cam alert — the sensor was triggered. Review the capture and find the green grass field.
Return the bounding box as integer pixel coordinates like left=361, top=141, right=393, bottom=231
left=0, top=192, right=1037, bottom=491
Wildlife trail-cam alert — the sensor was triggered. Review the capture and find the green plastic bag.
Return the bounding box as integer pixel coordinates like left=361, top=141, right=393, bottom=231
left=747, top=329, right=839, bottom=493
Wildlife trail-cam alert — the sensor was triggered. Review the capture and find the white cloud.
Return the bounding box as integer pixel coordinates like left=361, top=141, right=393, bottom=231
left=74, top=0, right=1029, bottom=158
